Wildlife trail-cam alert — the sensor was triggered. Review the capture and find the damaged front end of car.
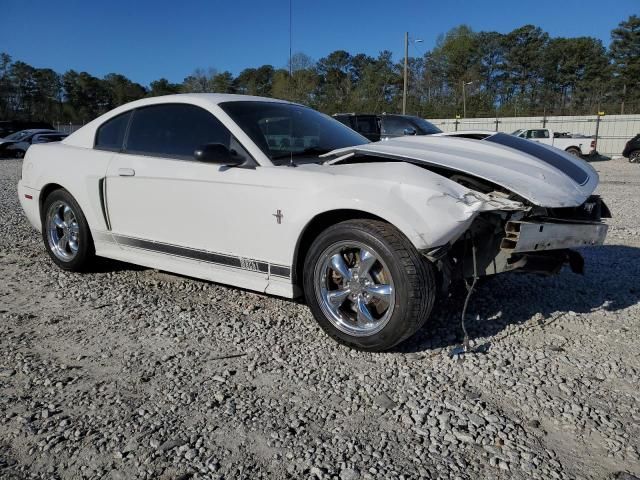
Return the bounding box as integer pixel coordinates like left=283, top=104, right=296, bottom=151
left=426, top=193, right=610, bottom=293
left=322, top=134, right=611, bottom=291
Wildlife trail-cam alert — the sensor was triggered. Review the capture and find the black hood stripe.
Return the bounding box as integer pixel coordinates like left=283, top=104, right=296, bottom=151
left=485, top=133, right=589, bottom=186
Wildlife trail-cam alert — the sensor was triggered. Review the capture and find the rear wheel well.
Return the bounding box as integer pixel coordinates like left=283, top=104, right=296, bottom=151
left=39, top=184, right=65, bottom=220
left=293, top=209, right=386, bottom=288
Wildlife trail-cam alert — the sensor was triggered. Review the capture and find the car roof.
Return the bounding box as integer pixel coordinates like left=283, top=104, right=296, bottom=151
left=64, top=94, right=300, bottom=149
left=133, top=93, right=292, bottom=107
left=332, top=113, right=421, bottom=118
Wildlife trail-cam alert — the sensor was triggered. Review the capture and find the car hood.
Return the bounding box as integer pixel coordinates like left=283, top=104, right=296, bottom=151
left=323, top=134, right=598, bottom=208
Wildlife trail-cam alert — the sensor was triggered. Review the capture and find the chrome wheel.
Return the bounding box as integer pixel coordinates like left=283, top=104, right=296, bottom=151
left=314, top=241, right=395, bottom=337
left=45, top=201, right=80, bottom=262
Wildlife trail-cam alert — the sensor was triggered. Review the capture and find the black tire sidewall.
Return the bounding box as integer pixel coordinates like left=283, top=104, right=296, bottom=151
left=41, top=189, right=94, bottom=271
left=303, top=220, right=434, bottom=351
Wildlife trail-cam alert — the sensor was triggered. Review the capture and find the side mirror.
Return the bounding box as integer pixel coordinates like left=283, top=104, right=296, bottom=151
left=194, top=143, right=242, bottom=166
left=403, top=127, right=417, bottom=136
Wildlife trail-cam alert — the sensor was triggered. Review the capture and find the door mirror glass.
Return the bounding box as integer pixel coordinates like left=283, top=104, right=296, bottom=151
left=403, top=127, right=417, bottom=136
left=194, top=143, right=242, bottom=165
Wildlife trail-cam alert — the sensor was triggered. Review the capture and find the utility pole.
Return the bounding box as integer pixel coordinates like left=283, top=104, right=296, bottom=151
left=594, top=111, right=605, bottom=153
left=621, top=83, right=626, bottom=115
left=403, top=32, right=408, bottom=115
left=462, top=81, right=466, bottom=119
left=462, top=80, right=474, bottom=118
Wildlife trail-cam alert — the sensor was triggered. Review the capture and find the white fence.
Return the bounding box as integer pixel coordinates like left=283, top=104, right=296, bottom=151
left=429, top=114, right=640, bottom=157
left=54, top=123, right=83, bottom=135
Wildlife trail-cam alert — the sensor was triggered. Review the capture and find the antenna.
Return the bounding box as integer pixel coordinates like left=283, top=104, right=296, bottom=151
left=289, top=0, right=292, bottom=80
left=288, top=0, right=296, bottom=167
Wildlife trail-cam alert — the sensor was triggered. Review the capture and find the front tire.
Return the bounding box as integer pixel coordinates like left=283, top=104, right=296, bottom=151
left=629, top=151, right=640, bottom=163
left=41, top=189, right=95, bottom=271
left=303, top=219, right=436, bottom=351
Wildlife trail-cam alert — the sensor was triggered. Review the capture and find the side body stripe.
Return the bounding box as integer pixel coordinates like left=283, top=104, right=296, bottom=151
left=99, top=233, right=292, bottom=279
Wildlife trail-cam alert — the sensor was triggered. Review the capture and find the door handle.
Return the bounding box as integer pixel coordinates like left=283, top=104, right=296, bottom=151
left=118, top=168, right=135, bottom=177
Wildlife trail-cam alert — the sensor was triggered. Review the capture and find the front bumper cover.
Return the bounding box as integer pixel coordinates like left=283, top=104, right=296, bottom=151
left=501, top=220, right=608, bottom=253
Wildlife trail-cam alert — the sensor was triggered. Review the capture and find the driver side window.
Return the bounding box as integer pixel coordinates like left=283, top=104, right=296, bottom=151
left=124, top=104, right=236, bottom=160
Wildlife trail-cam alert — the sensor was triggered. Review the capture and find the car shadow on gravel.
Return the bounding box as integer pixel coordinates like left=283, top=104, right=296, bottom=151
left=395, top=244, right=640, bottom=354
left=85, top=257, right=147, bottom=274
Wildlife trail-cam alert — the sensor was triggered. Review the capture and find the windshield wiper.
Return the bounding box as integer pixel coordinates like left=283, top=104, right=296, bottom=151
left=271, top=147, right=330, bottom=161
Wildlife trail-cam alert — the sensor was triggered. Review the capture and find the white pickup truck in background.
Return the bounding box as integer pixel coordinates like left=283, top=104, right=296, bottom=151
left=512, top=128, right=595, bottom=157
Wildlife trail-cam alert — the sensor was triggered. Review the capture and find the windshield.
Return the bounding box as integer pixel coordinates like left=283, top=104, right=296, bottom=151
left=219, top=101, right=369, bottom=165
left=411, top=117, right=442, bottom=135
left=5, top=130, right=32, bottom=141
left=511, top=129, right=526, bottom=137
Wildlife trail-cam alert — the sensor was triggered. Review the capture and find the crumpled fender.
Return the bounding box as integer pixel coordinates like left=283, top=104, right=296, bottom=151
left=301, top=161, right=527, bottom=251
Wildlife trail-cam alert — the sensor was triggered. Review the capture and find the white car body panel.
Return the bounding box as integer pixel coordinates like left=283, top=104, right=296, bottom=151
left=18, top=94, right=602, bottom=299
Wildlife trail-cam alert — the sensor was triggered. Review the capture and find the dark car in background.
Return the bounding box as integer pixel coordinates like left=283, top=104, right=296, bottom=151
left=622, top=134, right=640, bottom=163
left=0, top=120, right=54, bottom=138
left=332, top=113, right=442, bottom=141
left=0, top=129, right=68, bottom=158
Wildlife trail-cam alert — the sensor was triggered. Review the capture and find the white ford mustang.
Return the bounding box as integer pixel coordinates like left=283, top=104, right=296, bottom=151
left=18, top=94, right=610, bottom=351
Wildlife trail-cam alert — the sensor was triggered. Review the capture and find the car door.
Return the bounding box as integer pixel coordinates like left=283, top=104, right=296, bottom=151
left=103, top=103, right=281, bottom=287
left=526, top=129, right=552, bottom=146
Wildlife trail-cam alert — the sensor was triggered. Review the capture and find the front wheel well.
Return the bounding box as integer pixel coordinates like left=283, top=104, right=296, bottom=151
left=292, top=209, right=386, bottom=287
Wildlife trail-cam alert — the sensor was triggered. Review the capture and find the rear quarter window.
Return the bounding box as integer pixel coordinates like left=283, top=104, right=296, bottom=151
left=95, top=111, right=132, bottom=151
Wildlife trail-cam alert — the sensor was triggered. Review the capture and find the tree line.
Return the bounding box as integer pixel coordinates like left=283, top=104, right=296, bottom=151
left=1, top=15, right=638, bottom=125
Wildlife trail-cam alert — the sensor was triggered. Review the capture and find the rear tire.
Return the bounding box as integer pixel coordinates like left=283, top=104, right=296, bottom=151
left=565, top=147, right=581, bottom=157
left=629, top=151, right=640, bottom=163
left=303, top=219, right=436, bottom=351
left=41, top=189, right=95, bottom=271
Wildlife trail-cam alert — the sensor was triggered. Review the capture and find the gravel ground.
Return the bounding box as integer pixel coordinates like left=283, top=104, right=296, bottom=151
left=0, top=157, right=639, bottom=480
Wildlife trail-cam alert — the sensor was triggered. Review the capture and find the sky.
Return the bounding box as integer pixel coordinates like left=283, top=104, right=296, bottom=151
left=1, top=0, right=638, bottom=86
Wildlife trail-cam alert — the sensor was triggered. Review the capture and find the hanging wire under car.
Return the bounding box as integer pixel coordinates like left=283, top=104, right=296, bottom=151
left=460, top=235, right=479, bottom=352
left=450, top=233, right=480, bottom=357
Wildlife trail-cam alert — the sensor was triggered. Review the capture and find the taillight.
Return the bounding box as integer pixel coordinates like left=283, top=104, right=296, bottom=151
left=590, top=140, right=596, bottom=150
